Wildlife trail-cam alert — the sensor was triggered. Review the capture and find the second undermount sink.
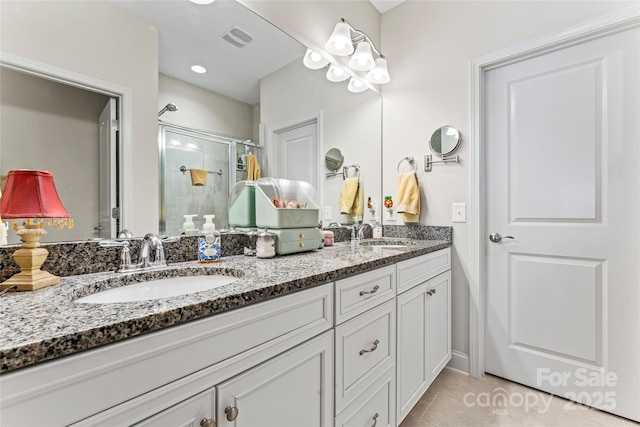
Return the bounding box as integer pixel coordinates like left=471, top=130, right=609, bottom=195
left=76, top=275, right=238, bottom=304
left=357, top=239, right=415, bottom=248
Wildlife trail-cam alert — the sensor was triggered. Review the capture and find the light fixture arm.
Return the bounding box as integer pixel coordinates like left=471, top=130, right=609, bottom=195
left=340, top=18, right=384, bottom=59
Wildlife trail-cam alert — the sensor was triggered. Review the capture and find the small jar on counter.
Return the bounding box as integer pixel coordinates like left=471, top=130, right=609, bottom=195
left=322, top=230, right=334, bottom=247
left=256, top=229, right=276, bottom=258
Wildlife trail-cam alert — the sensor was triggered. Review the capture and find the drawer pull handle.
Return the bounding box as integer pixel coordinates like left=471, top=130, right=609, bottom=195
left=359, top=285, right=380, bottom=296
left=300, top=233, right=305, bottom=238
left=360, top=339, right=380, bottom=356
left=200, top=418, right=216, bottom=427
left=370, top=413, right=379, bottom=427
left=225, top=406, right=239, bottom=421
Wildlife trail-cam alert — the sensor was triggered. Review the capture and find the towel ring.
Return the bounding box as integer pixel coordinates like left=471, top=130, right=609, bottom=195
left=397, top=157, right=417, bottom=173
left=343, top=164, right=361, bottom=180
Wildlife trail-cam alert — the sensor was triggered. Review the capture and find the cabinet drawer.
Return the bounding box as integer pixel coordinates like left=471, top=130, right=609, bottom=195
left=335, top=299, right=396, bottom=413
left=335, top=365, right=395, bottom=427
left=335, top=265, right=396, bottom=324
left=397, top=248, right=451, bottom=294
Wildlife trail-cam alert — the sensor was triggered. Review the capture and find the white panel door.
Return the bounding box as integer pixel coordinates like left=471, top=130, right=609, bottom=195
left=277, top=121, right=318, bottom=190
left=98, top=98, right=117, bottom=239
left=485, top=27, right=640, bottom=421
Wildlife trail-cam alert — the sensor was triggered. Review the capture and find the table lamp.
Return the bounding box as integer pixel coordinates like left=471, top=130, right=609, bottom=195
left=0, top=170, right=73, bottom=291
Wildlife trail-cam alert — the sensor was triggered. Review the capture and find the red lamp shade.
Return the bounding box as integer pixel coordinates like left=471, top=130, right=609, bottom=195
left=0, top=170, right=71, bottom=219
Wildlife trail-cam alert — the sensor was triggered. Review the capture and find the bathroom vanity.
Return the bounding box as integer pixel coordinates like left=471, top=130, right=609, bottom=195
left=0, top=240, right=451, bottom=426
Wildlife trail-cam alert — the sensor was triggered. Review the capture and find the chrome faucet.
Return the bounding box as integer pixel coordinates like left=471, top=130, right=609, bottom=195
left=139, top=233, right=167, bottom=268
left=356, top=223, right=375, bottom=241
left=100, top=233, right=177, bottom=272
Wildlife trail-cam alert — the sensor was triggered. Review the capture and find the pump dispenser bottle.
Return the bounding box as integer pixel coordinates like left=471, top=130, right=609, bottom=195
left=199, top=215, right=221, bottom=263
left=183, top=214, right=197, bottom=234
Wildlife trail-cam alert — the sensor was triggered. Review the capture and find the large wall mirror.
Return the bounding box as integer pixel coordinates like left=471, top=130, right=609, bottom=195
left=0, top=0, right=382, bottom=243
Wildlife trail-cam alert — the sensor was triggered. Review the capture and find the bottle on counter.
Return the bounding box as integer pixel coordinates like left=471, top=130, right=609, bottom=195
left=198, top=214, right=221, bottom=263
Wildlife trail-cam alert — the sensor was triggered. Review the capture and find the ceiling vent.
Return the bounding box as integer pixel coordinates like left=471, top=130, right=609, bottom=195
left=221, top=26, right=254, bottom=48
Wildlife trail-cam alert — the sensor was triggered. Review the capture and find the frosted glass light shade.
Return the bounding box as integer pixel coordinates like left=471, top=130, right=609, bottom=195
left=325, top=22, right=354, bottom=56
left=365, top=57, right=390, bottom=84
left=347, top=77, right=368, bottom=93
left=326, top=64, right=350, bottom=82
left=303, top=48, right=329, bottom=70
left=348, top=42, right=375, bottom=71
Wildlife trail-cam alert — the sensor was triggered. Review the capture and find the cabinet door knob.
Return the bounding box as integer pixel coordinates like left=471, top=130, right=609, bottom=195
left=370, top=413, right=379, bottom=427
left=225, top=406, right=239, bottom=421
left=359, top=285, right=380, bottom=296
left=359, top=339, right=380, bottom=356
left=200, top=418, right=216, bottom=427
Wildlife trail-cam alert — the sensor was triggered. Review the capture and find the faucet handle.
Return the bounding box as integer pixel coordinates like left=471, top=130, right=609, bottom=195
left=99, top=240, right=133, bottom=271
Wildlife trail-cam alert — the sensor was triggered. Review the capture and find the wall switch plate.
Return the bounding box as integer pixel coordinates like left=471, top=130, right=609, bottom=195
left=452, top=203, right=466, bottom=222
left=323, top=206, right=332, bottom=220
left=385, top=208, right=397, bottom=221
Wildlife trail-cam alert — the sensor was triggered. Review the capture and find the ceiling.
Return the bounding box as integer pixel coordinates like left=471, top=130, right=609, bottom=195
left=113, top=0, right=305, bottom=105
left=113, top=0, right=405, bottom=106
left=369, top=0, right=406, bottom=14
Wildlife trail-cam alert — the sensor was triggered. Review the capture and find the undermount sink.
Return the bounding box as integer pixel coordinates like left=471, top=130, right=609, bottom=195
left=76, top=275, right=238, bottom=304
left=357, top=239, right=415, bottom=248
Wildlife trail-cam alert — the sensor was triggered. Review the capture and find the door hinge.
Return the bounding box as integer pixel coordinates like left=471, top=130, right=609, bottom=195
left=111, top=207, right=120, bottom=219
left=111, top=119, right=119, bottom=131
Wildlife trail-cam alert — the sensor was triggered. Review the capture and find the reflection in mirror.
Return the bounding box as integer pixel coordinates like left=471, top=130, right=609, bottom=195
left=325, top=148, right=344, bottom=172
left=0, top=0, right=383, bottom=242
left=429, top=125, right=461, bottom=157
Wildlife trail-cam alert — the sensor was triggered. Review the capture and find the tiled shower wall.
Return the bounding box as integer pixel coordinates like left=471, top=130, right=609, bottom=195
left=162, top=130, right=230, bottom=234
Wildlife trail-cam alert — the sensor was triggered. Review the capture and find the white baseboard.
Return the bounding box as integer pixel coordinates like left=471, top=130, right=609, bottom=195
left=447, top=350, right=470, bottom=374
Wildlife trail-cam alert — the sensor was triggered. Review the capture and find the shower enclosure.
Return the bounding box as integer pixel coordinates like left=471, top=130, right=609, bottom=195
left=158, top=122, right=262, bottom=235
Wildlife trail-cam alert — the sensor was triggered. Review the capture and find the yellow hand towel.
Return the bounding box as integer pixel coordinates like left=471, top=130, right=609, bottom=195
left=397, top=172, right=420, bottom=222
left=190, top=169, right=207, bottom=186
left=339, top=178, right=360, bottom=214
left=246, top=153, right=261, bottom=180
left=351, top=180, right=364, bottom=222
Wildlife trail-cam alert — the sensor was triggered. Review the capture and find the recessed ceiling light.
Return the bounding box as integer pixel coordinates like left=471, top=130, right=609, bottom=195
left=189, top=0, right=215, bottom=5
left=191, top=65, right=207, bottom=74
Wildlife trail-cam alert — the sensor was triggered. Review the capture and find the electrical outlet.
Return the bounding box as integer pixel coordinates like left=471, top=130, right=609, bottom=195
left=323, top=206, right=332, bottom=220
left=452, top=203, right=466, bottom=222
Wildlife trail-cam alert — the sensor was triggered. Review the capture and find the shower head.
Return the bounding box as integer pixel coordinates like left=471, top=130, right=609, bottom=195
left=158, top=103, right=178, bottom=117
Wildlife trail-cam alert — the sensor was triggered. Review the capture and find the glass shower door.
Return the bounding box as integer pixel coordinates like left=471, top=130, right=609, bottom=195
left=159, top=124, right=231, bottom=235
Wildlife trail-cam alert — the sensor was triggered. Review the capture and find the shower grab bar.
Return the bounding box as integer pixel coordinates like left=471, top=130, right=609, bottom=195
left=179, top=165, right=223, bottom=176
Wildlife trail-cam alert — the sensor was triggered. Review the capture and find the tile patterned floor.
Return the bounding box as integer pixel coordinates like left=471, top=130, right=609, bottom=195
left=400, top=368, right=639, bottom=427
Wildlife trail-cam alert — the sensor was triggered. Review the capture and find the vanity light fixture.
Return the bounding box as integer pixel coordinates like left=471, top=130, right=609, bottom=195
left=0, top=170, right=74, bottom=291
left=348, top=41, right=375, bottom=71
left=347, top=77, right=368, bottom=93
left=304, top=18, right=390, bottom=93
left=302, top=48, right=329, bottom=70
left=191, top=65, right=207, bottom=74
left=326, top=64, right=350, bottom=82
left=189, top=0, right=216, bottom=4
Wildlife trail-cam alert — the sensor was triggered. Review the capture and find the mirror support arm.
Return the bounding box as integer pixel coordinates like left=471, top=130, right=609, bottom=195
left=424, top=154, right=461, bottom=172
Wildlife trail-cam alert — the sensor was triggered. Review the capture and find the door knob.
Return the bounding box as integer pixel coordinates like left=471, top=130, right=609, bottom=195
left=200, top=418, right=216, bottom=427
left=489, top=232, right=514, bottom=243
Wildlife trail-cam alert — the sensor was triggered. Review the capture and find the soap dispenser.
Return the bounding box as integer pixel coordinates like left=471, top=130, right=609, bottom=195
left=183, top=214, right=197, bottom=234
left=199, top=215, right=221, bottom=263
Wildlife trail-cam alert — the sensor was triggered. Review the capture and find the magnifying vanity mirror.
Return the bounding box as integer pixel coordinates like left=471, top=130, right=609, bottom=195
left=324, top=148, right=344, bottom=172
left=429, top=125, right=461, bottom=157
left=425, top=125, right=462, bottom=172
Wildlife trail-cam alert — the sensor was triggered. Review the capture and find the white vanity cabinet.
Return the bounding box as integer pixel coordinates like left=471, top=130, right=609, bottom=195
left=133, top=331, right=333, bottom=427
left=396, top=249, right=452, bottom=423
left=334, top=265, right=397, bottom=427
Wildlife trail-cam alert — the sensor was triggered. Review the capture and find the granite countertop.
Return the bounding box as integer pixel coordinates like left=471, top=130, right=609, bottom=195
left=0, top=238, right=450, bottom=374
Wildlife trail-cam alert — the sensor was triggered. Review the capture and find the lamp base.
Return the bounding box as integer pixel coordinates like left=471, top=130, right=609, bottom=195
left=0, top=226, right=61, bottom=292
